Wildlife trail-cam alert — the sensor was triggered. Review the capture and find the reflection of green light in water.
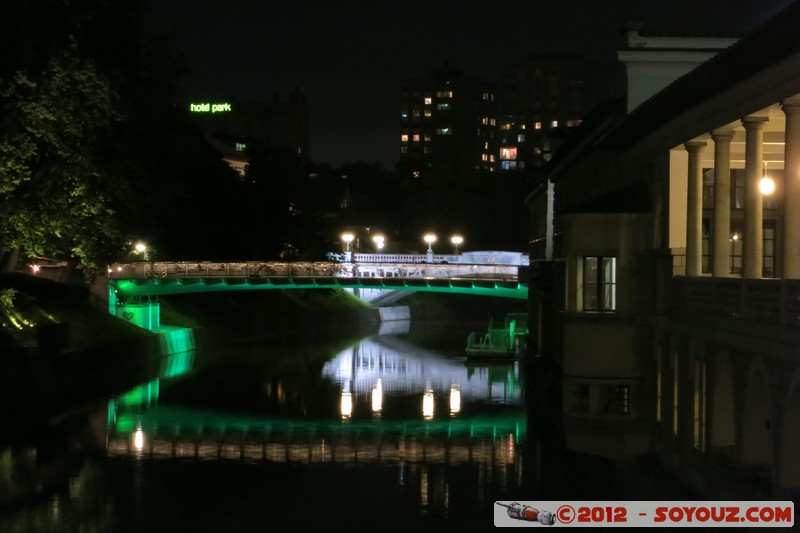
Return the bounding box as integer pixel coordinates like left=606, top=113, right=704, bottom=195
left=118, top=380, right=159, bottom=408
left=160, top=350, right=194, bottom=378
left=156, top=326, right=196, bottom=356
left=110, top=406, right=525, bottom=440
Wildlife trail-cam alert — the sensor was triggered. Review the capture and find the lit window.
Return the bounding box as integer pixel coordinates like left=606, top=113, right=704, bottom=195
left=582, top=256, right=616, bottom=311
left=400, top=134, right=409, bottom=143
left=490, top=118, right=496, bottom=126
left=482, top=153, right=488, bottom=161
left=424, top=134, right=432, bottom=142
left=499, top=147, right=517, bottom=160
left=437, top=90, right=453, bottom=98
left=566, top=119, right=583, bottom=127
left=501, top=123, right=512, bottom=130
left=412, top=134, right=420, bottom=142
left=235, top=143, right=247, bottom=152
left=520, top=124, right=526, bottom=130
left=517, top=134, right=525, bottom=143
left=501, top=161, right=517, bottom=170
left=424, top=97, right=432, bottom=105
left=483, top=142, right=488, bottom=149
left=424, top=109, right=432, bottom=118
left=489, top=155, right=495, bottom=162
left=534, top=122, right=542, bottom=130
left=436, top=127, right=452, bottom=135
left=551, top=120, right=559, bottom=128
left=400, top=146, right=409, bottom=154
left=436, top=102, right=451, bottom=110
left=481, top=117, right=488, bottom=125
left=401, top=112, right=408, bottom=119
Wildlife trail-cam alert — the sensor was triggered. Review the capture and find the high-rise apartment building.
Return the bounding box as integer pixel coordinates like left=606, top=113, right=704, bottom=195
left=497, top=55, right=596, bottom=170
left=399, top=63, right=497, bottom=175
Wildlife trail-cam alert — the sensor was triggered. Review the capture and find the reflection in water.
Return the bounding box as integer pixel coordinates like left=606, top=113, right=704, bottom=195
left=2, top=327, right=528, bottom=530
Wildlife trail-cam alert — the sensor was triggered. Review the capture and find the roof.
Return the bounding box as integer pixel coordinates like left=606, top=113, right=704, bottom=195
left=604, top=0, right=800, bottom=148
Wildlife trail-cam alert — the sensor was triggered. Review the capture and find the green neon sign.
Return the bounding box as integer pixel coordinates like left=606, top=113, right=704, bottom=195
left=190, top=102, right=232, bottom=113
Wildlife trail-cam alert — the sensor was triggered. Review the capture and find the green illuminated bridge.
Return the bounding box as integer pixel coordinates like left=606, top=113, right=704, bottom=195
left=107, top=253, right=529, bottom=330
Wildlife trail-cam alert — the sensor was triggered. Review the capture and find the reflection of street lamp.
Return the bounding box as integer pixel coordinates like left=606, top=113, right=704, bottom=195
left=341, top=391, right=353, bottom=419
left=423, top=389, right=434, bottom=420
left=423, top=233, right=437, bottom=262
left=372, top=234, right=385, bottom=251
left=450, top=234, right=463, bottom=254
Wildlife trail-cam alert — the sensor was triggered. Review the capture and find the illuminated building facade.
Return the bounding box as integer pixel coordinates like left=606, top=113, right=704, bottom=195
left=399, top=63, right=498, bottom=174
left=527, top=4, right=800, bottom=499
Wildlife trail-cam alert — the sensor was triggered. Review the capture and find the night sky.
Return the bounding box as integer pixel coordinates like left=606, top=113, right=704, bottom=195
left=144, top=0, right=796, bottom=168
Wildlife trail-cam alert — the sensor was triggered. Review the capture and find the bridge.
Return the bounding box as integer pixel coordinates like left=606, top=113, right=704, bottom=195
left=107, top=251, right=529, bottom=330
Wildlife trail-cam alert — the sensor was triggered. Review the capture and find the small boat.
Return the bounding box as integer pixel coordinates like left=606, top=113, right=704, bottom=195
left=465, top=313, right=528, bottom=359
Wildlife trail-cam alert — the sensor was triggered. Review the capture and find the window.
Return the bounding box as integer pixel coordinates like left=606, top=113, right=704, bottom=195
left=437, top=90, right=453, bottom=98
left=481, top=117, right=489, bottom=125
left=412, top=109, right=420, bottom=118
left=517, top=134, right=526, bottom=143
left=424, top=134, right=432, bottom=142
left=424, top=109, right=432, bottom=118
left=534, top=122, right=542, bottom=130
left=436, top=102, right=451, bottom=110
left=501, top=161, right=517, bottom=170
left=412, top=134, right=420, bottom=142
left=551, top=120, right=559, bottom=128
left=730, top=220, right=743, bottom=274
left=424, top=97, right=432, bottom=105
left=764, top=221, right=776, bottom=278
left=235, top=142, right=247, bottom=152
left=702, top=169, right=714, bottom=209
left=436, top=128, right=451, bottom=135
left=582, top=256, right=616, bottom=311
left=500, top=147, right=517, bottom=160
left=500, top=122, right=512, bottom=130
left=732, top=169, right=745, bottom=209
left=400, top=134, right=409, bottom=143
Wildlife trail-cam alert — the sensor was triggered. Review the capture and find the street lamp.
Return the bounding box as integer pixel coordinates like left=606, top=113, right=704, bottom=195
left=760, top=162, right=776, bottom=195
left=450, top=234, right=464, bottom=254
left=134, top=242, right=147, bottom=253
left=341, top=232, right=355, bottom=251
left=423, top=233, right=437, bottom=262
left=372, top=234, right=385, bottom=251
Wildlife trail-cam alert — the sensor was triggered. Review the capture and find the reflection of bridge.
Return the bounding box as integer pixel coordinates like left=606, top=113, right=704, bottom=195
left=107, top=253, right=529, bottom=330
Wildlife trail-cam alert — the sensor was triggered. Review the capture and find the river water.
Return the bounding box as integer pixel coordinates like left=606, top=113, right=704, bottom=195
left=0, top=318, right=693, bottom=532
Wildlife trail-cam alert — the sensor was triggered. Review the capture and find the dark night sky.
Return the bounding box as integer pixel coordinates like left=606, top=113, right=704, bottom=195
left=144, top=0, right=796, bottom=167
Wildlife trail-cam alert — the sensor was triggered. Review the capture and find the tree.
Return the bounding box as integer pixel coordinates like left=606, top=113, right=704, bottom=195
left=0, top=49, right=122, bottom=275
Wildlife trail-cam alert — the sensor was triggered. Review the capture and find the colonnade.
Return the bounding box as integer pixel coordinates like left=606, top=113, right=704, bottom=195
left=683, top=95, right=800, bottom=279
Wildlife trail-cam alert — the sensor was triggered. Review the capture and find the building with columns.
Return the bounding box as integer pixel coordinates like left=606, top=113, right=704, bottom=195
left=526, top=2, right=800, bottom=499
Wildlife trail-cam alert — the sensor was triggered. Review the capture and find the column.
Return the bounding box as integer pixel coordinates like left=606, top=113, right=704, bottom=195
left=782, top=97, right=800, bottom=279
left=711, top=130, right=734, bottom=277
left=742, top=116, right=768, bottom=279
left=685, top=141, right=707, bottom=276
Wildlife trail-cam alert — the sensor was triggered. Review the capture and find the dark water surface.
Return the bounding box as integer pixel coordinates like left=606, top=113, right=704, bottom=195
left=0, top=319, right=691, bottom=532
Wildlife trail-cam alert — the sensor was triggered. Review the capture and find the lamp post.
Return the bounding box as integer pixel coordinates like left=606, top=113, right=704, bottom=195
left=372, top=234, right=385, bottom=252
left=341, top=232, right=355, bottom=262
left=423, top=233, right=437, bottom=263
left=450, top=234, right=463, bottom=254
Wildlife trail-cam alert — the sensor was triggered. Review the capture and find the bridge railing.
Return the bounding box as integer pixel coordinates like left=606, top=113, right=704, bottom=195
left=108, top=261, right=522, bottom=282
